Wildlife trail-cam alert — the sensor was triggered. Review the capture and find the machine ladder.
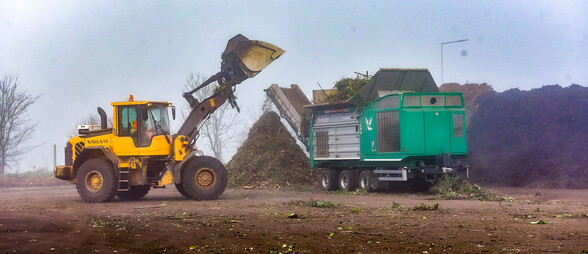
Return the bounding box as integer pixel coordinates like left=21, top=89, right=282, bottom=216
left=117, top=168, right=130, bottom=191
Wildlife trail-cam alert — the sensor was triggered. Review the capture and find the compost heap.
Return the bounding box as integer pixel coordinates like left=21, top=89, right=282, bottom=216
left=226, top=111, right=316, bottom=188
left=441, top=83, right=588, bottom=188
left=440, top=83, right=496, bottom=124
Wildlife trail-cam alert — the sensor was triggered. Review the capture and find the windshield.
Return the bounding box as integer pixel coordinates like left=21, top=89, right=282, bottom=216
left=145, top=104, right=170, bottom=136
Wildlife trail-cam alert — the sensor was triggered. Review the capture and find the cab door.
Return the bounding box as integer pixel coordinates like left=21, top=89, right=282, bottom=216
left=137, top=104, right=172, bottom=156
left=111, top=105, right=141, bottom=156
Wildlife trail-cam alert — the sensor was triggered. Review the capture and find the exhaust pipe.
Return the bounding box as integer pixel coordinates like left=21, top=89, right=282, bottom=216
left=97, top=107, right=107, bottom=129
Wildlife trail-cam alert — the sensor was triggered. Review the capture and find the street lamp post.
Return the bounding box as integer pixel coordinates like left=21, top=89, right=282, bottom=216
left=441, top=39, right=469, bottom=84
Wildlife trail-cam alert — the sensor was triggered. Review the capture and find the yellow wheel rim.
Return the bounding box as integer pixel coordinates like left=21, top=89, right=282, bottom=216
left=194, top=168, right=216, bottom=190
left=85, top=171, right=104, bottom=193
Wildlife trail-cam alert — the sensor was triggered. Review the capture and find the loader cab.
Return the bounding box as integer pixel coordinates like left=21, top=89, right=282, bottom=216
left=111, top=98, right=174, bottom=156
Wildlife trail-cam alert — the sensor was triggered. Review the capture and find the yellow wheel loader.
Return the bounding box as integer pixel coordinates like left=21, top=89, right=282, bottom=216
left=54, top=34, right=284, bottom=203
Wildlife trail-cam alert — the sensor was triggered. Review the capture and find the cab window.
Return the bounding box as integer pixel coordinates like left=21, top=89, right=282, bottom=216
left=140, top=104, right=170, bottom=147
left=118, top=106, right=139, bottom=144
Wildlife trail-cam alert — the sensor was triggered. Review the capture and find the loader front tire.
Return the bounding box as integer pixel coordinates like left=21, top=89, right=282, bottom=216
left=76, top=158, right=117, bottom=203
left=116, top=186, right=150, bottom=200
left=175, top=183, right=189, bottom=197
left=180, top=156, right=227, bottom=200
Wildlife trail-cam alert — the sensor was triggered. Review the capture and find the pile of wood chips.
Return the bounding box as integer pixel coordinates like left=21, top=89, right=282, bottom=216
left=226, top=111, right=317, bottom=188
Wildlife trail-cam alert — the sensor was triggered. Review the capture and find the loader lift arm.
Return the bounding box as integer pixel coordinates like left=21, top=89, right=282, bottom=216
left=177, top=70, right=236, bottom=144
left=177, top=34, right=285, bottom=145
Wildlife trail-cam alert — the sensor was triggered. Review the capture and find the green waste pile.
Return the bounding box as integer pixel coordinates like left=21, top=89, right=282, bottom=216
left=226, top=111, right=317, bottom=188
left=324, top=77, right=369, bottom=103
left=431, top=175, right=515, bottom=201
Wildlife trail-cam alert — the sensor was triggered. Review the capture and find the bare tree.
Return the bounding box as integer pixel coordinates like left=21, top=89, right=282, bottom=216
left=0, top=74, right=40, bottom=174
left=183, top=72, right=242, bottom=162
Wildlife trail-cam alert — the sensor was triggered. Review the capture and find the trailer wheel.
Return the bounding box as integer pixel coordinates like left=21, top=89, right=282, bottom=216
left=338, top=170, right=357, bottom=191
left=180, top=156, right=227, bottom=200
left=116, top=186, right=150, bottom=200
left=320, top=169, right=339, bottom=191
left=358, top=170, right=378, bottom=192
left=76, top=158, right=117, bottom=203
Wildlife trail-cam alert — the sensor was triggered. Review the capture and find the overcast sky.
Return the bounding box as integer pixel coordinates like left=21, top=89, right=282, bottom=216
left=1, top=0, right=586, bottom=171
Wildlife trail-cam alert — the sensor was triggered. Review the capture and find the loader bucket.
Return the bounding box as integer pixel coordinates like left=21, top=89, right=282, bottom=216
left=221, top=34, right=285, bottom=79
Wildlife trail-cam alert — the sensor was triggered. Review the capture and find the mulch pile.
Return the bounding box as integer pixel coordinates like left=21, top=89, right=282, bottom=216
left=226, top=111, right=317, bottom=188
left=440, top=83, right=495, bottom=124
left=441, top=83, right=588, bottom=188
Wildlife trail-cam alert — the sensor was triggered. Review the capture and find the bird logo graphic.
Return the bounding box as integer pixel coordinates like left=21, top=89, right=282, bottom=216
left=365, top=117, right=373, bottom=131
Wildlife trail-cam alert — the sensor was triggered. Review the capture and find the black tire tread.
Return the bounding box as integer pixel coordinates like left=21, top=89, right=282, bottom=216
left=76, top=158, right=117, bottom=203
left=359, top=170, right=378, bottom=192
left=175, top=183, right=189, bottom=198
left=180, top=156, right=228, bottom=200
left=116, top=186, right=150, bottom=200
left=338, top=170, right=358, bottom=191
left=320, top=169, right=339, bottom=191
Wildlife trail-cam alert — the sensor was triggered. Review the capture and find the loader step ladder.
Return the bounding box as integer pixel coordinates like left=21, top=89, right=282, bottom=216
left=118, top=168, right=130, bottom=191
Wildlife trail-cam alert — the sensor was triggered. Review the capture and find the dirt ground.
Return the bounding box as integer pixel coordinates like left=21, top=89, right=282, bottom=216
left=1, top=185, right=587, bottom=253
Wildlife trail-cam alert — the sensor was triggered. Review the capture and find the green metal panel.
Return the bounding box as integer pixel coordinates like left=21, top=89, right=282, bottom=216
left=423, top=109, right=451, bottom=154
left=449, top=110, right=467, bottom=154
left=399, top=109, right=425, bottom=154
left=359, top=104, right=377, bottom=156
left=308, top=119, right=316, bottom=167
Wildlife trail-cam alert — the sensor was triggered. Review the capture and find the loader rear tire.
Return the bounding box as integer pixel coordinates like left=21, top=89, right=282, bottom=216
left=76, top=158, right=117, bottom=203
left=180, top=156, right=227, bottom=200
left=116, top=186, right=150, bottom=200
